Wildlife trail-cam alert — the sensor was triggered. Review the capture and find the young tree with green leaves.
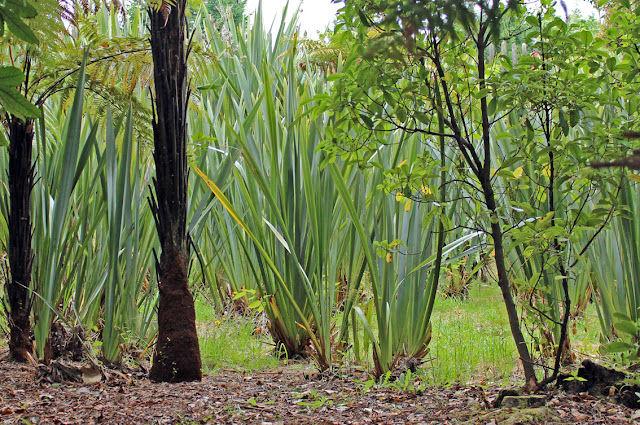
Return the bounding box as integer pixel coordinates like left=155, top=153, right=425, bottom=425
left=147, top=0, right=202, bottom=382
left=495, top=7, right=622, bottom=384
left=321, top=0, right=623, bottom=389
left=321, top=0, right=541, bottom=389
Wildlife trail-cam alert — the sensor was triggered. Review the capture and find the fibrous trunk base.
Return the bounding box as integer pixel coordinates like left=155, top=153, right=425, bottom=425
left=149, top=248, right=201, bottom=382
left=9, top=311, right=32, bottom=362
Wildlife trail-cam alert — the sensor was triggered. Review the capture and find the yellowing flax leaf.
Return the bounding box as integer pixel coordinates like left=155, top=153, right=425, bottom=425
left=193, top=166, right=252, bottom=236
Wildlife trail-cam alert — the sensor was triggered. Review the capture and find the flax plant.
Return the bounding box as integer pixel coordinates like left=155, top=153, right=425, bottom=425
left=192, top=4, right=365, bottom=369
left=100, top=105, right=158, bottom=362
left=23, top=67, right=158, bottom=361
left=31, top=53, right=95, bottom=356
left=589, top=183, right=640, bottom=338
left=338, top=132, right=489, bottom=376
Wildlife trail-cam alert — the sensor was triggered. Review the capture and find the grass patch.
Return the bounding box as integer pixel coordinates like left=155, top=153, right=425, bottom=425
left=193, top=284, right=602, bottom=384
left=569, top=305, right=601, bottom=360
left=195, top=300, right=280, bottom=373
left=423, top=283, right=602, bottom=386
left=425, top=283, right=518, bottom=386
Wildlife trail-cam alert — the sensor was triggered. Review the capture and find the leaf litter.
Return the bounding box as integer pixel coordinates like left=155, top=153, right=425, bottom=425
left=0, top=360, right=638, bottom=424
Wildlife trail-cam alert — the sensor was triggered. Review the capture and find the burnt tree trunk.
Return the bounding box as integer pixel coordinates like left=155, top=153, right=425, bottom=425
left=7, top=117, right=35, bottom=362
left=148, top=0, right=202, bottom=382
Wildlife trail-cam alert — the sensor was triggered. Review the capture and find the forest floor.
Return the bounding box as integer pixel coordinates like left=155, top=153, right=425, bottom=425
left=0, top=360, right=638, bottom=425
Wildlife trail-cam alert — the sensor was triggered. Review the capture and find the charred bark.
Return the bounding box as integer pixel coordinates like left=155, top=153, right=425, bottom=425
left=147, top=0, right=201, bottom=382
left=6, top=117, right=35, bottom=363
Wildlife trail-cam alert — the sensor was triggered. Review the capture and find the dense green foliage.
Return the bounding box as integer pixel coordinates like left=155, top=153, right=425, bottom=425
left=0, top=0, right=640, bottom=388
left=318, top=0, right=635, bottom=386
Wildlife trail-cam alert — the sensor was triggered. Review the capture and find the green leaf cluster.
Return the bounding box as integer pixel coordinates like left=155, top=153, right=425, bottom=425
left=0, top=66, right=40, bottom=120
left=606, top=313, right=640, bottom=362
left=0, top=0, right=38, bottom=44
left=0, top=0, right=41, bottom=121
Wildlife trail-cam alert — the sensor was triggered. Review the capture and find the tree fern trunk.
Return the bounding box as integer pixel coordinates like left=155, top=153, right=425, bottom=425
left=7, top=117, right=35, bottom=363
left=148, top=0, right=201, bottom=382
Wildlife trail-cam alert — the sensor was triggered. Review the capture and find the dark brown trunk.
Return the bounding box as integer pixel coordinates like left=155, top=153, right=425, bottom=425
left=7, top=117, right=35, bottom=363
left=147, top=0, right=201, bottom=382
left=485, top=189, right=538, bottom=390
left=539, top=104, right=572, bottom=387
left=436, top=29, right=538, bottom=386
left=477, top=28, right=537, bottom=391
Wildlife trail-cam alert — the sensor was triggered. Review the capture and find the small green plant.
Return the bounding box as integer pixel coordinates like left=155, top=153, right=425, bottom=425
left=294, top=389, right=319, bottom=399
left=294, top=390, right=333, bottom=411
left=605, top=312, right=640, bottom=363
left=232, top=288, right=266, bottom=313
left=441, top=255, right=479, bottom=299
left=360, top=377, right=376, bottom=394
left=357, top=369, right=427, bottom=394
left=397, top=370, right=413, bottom=392
left=297, top=396, right=333, bottom=410
left=563, top=369, right=587, bottom=382
left=222, top=405, right=241, bottom=416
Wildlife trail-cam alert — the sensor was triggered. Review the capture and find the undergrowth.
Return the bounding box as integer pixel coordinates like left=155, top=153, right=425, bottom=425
left=195, top=300, right=280, bottom=373
left=193, top=282, right=601, bottom=387
left=427, top=283, right=518, bottom=386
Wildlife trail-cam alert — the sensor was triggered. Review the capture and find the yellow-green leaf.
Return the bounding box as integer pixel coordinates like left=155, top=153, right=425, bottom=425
left=627, top=174, right=640, bottom=183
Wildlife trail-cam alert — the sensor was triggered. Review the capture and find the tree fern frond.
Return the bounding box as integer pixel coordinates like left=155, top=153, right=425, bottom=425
left=148, top=0, right=177, bottom=27
left=148, top=0, right=177, bottom=11
left=297, top=31, right=352, bottom=75
left=1, top=0, right=217, bottom=157
left=26, top=0, right=71, bottom=41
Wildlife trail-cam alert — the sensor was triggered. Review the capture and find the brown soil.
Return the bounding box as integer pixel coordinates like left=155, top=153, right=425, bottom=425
left=558, top=359, right=640, bottom=409
left=0, top=361, right=637, bottom=424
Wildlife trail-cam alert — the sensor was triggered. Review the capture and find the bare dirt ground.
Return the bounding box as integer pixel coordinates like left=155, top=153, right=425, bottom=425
left=0, top=361, right=638, bottom=424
